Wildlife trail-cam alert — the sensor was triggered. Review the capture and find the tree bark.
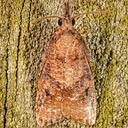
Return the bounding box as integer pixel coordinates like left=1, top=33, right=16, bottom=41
left=0, top=0, right=127, bottom=128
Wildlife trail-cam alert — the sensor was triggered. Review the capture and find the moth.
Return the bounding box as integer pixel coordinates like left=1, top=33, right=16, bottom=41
left=36, top=2, right=97, bottom=127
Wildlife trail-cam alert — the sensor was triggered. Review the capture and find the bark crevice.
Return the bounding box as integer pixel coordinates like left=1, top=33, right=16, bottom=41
left=3, top=4, right=11, bottom=127
left=15, top=0, right=25, bottom=101
left=28, top=0, right=32, bottom=31
left=3, top=45, right=8, bottom=128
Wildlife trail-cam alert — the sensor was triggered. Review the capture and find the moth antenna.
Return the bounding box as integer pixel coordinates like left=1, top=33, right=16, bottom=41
left=34, top=15, right=63, bottom=23
left=72, top=10, right=109, bottom=19
left=41, top=15, right=63, bottom=19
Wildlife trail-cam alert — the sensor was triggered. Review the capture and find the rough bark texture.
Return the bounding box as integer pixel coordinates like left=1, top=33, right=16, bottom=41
left=0, top=0, right=127, bottom=128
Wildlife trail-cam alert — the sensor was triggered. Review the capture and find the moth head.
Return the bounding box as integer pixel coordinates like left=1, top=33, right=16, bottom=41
left=56, top=15, right=76, bottom=30
left=56, top=2, right=76, bottom=29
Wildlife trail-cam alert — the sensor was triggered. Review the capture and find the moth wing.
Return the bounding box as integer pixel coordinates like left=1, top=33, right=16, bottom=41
left=36, top=50, right=63, bottom=126
left=61, top=36, right=96, bottom=125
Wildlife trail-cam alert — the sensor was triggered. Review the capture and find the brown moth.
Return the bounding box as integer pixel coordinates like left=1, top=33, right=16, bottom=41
left=36, top=2, right=96, bottom=127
